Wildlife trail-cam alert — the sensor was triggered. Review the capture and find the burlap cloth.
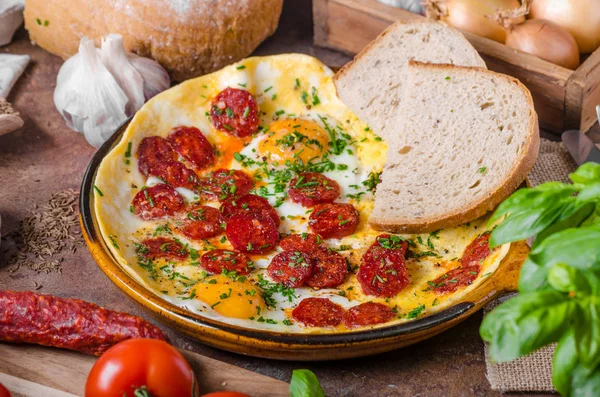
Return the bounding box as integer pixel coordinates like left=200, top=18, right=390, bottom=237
left=483, top=138, right=578, bottom=393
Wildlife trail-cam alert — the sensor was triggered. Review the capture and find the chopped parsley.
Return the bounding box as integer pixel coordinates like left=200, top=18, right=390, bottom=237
left=154, top=224, right=172, bottom=236
left=108, top=235, right=119, bottom=249
left=124, top=142, right=132, bottom=158
left=362, top=171, right=381, bottom=193
left=256, top=274, right=297, bottom=308
left=311, top=87, right=321, bottom=106
left=407, top=304, right=426, bottom=319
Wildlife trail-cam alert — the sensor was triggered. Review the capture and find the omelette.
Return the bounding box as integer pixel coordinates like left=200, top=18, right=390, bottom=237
left=93, top=54, right=510, bottom=333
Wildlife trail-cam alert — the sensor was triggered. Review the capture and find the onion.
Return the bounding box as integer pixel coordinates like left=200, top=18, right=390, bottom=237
left=505, top=19, right=580, bottom=70
left=530, top=0, right=600, bottom=54
left=425, top=0, right=523, bottom=43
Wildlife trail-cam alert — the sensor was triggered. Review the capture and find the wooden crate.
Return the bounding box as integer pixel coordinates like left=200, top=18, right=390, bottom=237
left=313, top=0, right=600, bottom=134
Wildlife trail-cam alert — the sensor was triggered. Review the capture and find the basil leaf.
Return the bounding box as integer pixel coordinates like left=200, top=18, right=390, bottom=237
left=489, top=182, right=576, bottom=225
left=554, top=332, right=600, bottom=397
left=571, top=362, right=600, bottom=397
left=490, top=199, right=568, bottom=247
left=574, top=299, right=600, bottom=369
left=577, top=182, right=600, bottom=203
left=481, top=291, right=575, bottom=362
left=518, top=257, right=551, bottom=293
left=535, top=201, right=596, bottom=243
left=581, top=271, right=600, bottom=296
left=570, top=162, right=600, bottom=186
left=548, top=264, right=592, bottom=294
left=553, top=329, right=579, bottom=396
left=528, top=226, right=600, bottom=272
left=290, top=369, right=325, bottom=397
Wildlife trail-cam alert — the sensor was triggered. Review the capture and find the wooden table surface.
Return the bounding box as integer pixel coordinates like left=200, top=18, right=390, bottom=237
left=0, top=1, right=556, bottom=396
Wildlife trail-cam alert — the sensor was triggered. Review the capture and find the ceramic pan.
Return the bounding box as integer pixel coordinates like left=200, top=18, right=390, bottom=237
left=80, top=120, right=530, bottom=361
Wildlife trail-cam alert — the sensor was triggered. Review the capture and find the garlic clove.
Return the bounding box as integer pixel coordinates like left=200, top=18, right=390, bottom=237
left=128, top=53, right=171, bottom=101
left=54, top=37, right=129, bottom=148
left=101, top=34, right=145, bottom=115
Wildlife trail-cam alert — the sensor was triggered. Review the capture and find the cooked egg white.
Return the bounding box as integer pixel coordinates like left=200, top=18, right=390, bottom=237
left=94, top=54, right=510, bottom=333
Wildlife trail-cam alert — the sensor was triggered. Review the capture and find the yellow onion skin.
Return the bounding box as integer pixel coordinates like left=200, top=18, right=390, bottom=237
left=505, top=19, right=580, bottom=70
left=437, top=0, right=523, bottom=43
left=530, top=0, right=600, bottom=53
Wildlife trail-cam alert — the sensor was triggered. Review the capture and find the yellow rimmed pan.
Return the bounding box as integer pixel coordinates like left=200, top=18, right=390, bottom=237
left=79, top=119, right=529, bottom=361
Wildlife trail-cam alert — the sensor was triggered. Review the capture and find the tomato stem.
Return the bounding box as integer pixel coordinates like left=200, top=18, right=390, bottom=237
left=133, top=386, right=152, bottom=397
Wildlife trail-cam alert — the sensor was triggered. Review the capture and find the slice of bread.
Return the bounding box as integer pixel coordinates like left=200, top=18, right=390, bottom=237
left=334, top=20, right=486, bottom=141
left=369, top=61, right=539, bottom=233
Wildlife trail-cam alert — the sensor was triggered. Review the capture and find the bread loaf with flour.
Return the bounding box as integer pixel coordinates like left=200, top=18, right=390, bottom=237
left=24, top=0, right=283, bottom=81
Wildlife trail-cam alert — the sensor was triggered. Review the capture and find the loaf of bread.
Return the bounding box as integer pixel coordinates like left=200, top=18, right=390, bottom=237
left=334, top=20, right=486, bottom=141
left=369, top=61, right=539, bottom=233
left=24, top=0, right=283, bottom=81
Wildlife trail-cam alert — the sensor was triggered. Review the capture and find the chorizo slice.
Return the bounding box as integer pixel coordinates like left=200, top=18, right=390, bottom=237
left=175, top=205, right=223, bottom=240
left=137, top=237, right=188, bottom=260
left=210, top=88, right=259, bottom=138
left=167, top=126, right=215, bottom=171
left=431, top=266, right=480, bottom=294
left=357, top=234, right=409, bottom=297
left=343, top=302, right=395, bottom=328
left=267, top=251, right=315, bottom=288
left=220, top=194, right=280, bottom=226
left=225, top=213, right=279, bottom=254
left=431, top=233, right=495, bottom=294
left=288, top=172, right=340, bottom=207
left=308, top=203, right=359, bottom=239
left=149, top=160, right=201, bottom=191
left=200, top=249, right=253, bottom=275
left=132, top=184, right=185, bottom=220
left=291, top=297, right=344, bottom=327
left=137, top=136, right=178, bottom=177
left=279, top=233, right=322, bottom=253
left=198, top=168, right=254, bottom=202
left=306, top=248, right=348, bottom=289
left=461, top=232, right=493, bottom=268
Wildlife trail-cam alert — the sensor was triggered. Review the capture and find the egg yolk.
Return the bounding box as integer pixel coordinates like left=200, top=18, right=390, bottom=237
left=258, top=119, right=329, bottom=164
left=194, top=275, right=265, bottom=319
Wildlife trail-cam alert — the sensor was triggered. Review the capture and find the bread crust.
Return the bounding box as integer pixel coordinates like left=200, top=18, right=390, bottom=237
left=333, top=20, right=486, bottom=92
left=368, top=61, right=540, bottom=233
left=24, top=0, right=283, bottom=81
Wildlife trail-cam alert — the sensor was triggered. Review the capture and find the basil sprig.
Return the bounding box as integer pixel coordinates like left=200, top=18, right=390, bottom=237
left=289, top=369, right=325, bottom=397
left=480, top=162, right=600, bottom=397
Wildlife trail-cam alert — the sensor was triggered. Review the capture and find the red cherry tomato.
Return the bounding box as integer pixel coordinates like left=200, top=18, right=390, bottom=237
left=0, top=383, right=11, bottom=397
left=85, top=338, right=199, bottom=397
left=202, top=393, right=250, bottom=397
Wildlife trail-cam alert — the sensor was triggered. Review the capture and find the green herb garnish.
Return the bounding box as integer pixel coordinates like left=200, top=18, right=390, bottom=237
left=481, top=163, right=600, bottom=397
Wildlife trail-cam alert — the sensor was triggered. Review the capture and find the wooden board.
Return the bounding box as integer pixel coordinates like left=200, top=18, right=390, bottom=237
left=0, top=343, right=289, bottom=397
left=313, top=0, right=600, bottom=134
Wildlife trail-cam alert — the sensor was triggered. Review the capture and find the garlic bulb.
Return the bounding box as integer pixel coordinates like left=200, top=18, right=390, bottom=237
left=54, top=35, right=170, bottom=148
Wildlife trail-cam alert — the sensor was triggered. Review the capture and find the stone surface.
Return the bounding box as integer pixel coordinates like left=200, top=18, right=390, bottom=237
left=0, top=1, right=562, bottom=396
